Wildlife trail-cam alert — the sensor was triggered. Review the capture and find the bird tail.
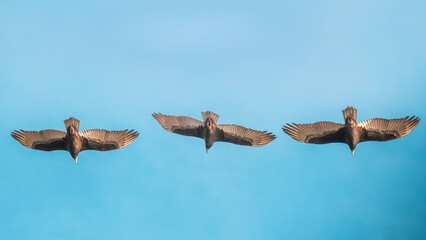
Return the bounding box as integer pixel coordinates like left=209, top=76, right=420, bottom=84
left=64, top=117, right=80, bottom=132
left=202, top=111, right=219, bottom=124
left=342, top=106, right=357, bottom=122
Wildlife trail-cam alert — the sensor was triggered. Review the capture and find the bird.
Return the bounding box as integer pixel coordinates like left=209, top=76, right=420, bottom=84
left=153, top=111, right=276, bottom=152
left=283, top=106, right=420, bottom=154
left=11, top=117, right=139, bottom=162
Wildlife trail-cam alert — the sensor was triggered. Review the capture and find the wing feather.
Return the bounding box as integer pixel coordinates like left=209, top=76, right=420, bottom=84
left=11, top=129, right=67, bottom=151
left=283, top=121, right=345, bottom=144
left=216, top=124, right=276, bottom=146
left=152, top=113, right=204, bottom=138
left=358, top=116, right=420, bottom=142
left=80, top=129, right=139, bottom=151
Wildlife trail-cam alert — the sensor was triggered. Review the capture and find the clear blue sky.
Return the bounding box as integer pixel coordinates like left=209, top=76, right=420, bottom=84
left=0, top=1, right=425, bottom=239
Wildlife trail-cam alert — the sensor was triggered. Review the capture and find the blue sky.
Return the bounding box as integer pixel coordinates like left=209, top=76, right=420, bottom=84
left=0, top=0, right=425, bottom=239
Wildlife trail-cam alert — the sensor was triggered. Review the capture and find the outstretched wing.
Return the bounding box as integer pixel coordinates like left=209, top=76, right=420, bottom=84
left=11, top=129, right=67, bottom=151
left=152, top=113, right=204, bottom=138
left=80, top=129, right=139, bottom=151
left=216, top=124, right=276, bottom=146
left=358, top=116, right=420, bottom=142
left=283, top=121, right=345, bottom=144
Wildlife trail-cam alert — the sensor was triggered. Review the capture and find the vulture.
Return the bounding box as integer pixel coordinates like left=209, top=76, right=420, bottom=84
left=11, top=118, right=139, bottom=162
left=153, top=111, right=276, bottom=152
left=283, top=107, right=420, bottom=154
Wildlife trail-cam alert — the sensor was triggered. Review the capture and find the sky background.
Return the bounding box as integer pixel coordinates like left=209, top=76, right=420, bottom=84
left=0, top=0, right=425, bottom=239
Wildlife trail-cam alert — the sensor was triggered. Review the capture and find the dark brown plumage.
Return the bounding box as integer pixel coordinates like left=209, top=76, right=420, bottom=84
left=153, top=111, right=276, bottom=152
left=283, top=106, right=420, bottom=154
left=11, top=118, right=139, bottom=162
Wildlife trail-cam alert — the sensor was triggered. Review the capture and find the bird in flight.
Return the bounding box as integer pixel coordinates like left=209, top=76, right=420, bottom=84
left=11, top=117, right=139, bottom=162
left=283, top=106, right=420, bottom=154
left=153, top=111, right=276, bottom=152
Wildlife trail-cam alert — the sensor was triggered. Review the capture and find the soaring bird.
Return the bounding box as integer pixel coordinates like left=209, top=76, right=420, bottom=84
left=153, top=111, right=276, bottom=152
left=11, top=118, right=139, bottom=162
left=283, top=107, right=420, bottom=154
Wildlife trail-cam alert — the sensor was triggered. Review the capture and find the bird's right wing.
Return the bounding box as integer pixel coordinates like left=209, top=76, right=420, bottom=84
left=358, top=116, right=420, bottom=142
left=80, top=129, right=139, bottom=151
left=216, top=124, right=276, bottom=146
left=152, top=113, right=204, bottom=138
left=11, top=129, right=67, bottom=151
left=283, top=121, right=345, bottom=144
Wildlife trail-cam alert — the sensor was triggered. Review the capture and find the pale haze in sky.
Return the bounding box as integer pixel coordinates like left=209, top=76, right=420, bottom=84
left=0, top=1, right=425, bottom=239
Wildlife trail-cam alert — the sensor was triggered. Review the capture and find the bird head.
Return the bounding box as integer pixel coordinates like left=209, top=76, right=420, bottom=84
left=70, top=152, right=79, bottom=163
left=349, top=145, right=356, bottom=155
left=205, top=140, right=214, bottom=154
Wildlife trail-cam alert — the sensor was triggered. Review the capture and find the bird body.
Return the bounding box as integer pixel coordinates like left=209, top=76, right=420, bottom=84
left=12, top=117, right=139, bottom=162
left=153, top=111, right=276, bottom=152
left=63, top=118, right=82, bottom=160
left=283, top=107, right=420, bottom=154
left=67, top=131, right=82, bottom=161
left=343, top=107, right=361, bottom=153
left=203, top=112, right=219, bottom=152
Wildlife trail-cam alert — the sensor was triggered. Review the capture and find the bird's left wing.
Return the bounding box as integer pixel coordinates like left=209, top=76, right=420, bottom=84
left=152, top=113, right=204, bottom=138
left=80, top=129, right=139, bottom=151
left=11, top=129, right=67, bottom=151
left=358, top=116, right=420, bottom=142
left=216, top=124, right=276, bottom=146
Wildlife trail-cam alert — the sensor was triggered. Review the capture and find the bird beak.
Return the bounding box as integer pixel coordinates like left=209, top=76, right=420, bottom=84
left=351, top=150, right=355, bottom=155
left=74, top=157, right=78, bottom=163
left=206, top=148, right=209, bottom=153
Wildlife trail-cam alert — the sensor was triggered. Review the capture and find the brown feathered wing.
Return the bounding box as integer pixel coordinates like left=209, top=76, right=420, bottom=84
left=358, top=116, right=420, bottom=142
left=80, top=129, right=139, bottom=151
left=152, top=113, right=204, bottom=138
left=283, top=121, right=345, bottom=144
left=11, top=129, right=67, bottom=151
left=216, top=124, right=276, bottom=146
